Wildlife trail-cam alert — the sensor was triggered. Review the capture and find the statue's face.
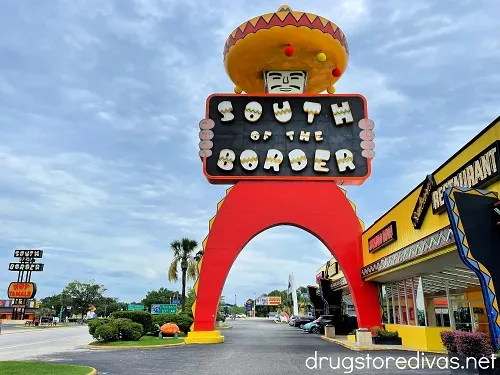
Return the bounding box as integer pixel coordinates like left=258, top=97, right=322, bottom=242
left=264, top=71, right=308, bottom=94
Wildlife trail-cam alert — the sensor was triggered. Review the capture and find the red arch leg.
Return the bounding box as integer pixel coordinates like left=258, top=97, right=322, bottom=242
left=190, top=181, right=381, bottom=340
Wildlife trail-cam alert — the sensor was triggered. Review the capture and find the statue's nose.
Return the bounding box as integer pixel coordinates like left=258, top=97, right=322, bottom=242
left=283, top=76, right=289, bottom=84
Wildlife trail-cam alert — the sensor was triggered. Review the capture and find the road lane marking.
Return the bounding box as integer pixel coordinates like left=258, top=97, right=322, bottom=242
left=0, top=335, right=87, bottom=350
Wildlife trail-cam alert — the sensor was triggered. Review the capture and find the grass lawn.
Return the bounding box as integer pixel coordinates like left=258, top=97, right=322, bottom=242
left=0, top=361, right=93, bottom=375
left=90, top=334, right=185, bottom=347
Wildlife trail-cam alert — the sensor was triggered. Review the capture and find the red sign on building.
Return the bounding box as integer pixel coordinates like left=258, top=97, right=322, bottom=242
left=368, top=221, right=398, bottom=253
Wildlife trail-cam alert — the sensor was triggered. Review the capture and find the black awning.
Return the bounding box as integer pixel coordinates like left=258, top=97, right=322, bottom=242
left=319, top=278, right=342, bottom=308
left=307, top=285, right=325, bottom=312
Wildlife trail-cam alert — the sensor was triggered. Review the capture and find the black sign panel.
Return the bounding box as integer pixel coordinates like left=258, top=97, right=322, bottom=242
left=432, top=142, right=499, bottom=214
left=411, top=175, right=436, bottom=229
left=368, top=221, right=398, bottom=252
left=14, top=249, right=43, bottom=258
left=9, top=263, right=44, bottom=272
left=452, top=192, right=500, bottom=337
left=203, top=94, right=372, bottom=184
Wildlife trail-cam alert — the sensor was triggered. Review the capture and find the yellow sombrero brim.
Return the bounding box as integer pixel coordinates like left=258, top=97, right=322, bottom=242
left=223, top=11, right=349, bottom=94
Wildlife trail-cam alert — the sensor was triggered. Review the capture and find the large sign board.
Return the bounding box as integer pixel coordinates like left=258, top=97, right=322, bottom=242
left=151, top=304, right=177, bottom=315
left=8, top=282, right=37, bottom=299
left=432, top=142, right=499, bottom=214
left=410, top=142, right=499, bottom=227
left=200, top=94, right=374, bottom=185
left=255, top=296, right=282, bottom=306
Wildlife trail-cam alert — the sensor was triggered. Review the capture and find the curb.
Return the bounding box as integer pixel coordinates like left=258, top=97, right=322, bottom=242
left=87, top=368, right=97, bottom=375
left=219, top=325, right=233, bottom=329
left=320, top=336, right=447, bottom=354
left=87, top=342, right=186, bottom=350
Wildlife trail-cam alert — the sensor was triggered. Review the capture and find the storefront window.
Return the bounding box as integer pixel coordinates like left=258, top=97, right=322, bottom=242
left=405, top=278, right=416, bottom=325
left=414, top=276, right=427, bottom=326
left=380, top=285, right=389, bottom=323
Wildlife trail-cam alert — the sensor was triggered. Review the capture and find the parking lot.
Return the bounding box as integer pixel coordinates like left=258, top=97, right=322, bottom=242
left=32, top=318, right=448, bottom=375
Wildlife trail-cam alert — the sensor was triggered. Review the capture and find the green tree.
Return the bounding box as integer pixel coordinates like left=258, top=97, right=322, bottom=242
left=94, top=298, right=127, bottom=317
left=185, top=287, right=196, bottom=315
left=168, top=238, right=199, bottom=312
left=61, top=280, right=106, bottom=318
left=40, top=294, right=68, bottom=316
left=140, top=288, right=179, bottom=309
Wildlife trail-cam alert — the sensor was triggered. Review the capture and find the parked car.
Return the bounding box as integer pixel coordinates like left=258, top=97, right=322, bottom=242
left=293, top=315, right=315, bottom=328
left=303, top=315, right=334, bottom=334
left=236, top=314, right=246, bottom=318
left=288, top=315, right=299, bottom=326
left=303, top=320, right=320, bottom=334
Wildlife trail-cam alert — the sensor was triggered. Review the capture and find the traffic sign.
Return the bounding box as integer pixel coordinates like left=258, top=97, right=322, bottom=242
left=151, top=304, right=177, bottom=314
left=128, top=304, right=145, bottom=311
left=172, top=299, right=180, bottom=305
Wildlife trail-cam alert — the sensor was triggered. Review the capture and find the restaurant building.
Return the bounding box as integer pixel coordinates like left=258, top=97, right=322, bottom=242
left=0, top=299, right=39, bottom=320
left=316, top=115, right=500, bottom=351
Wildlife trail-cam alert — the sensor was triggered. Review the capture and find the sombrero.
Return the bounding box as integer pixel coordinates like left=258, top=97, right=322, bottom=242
left=223, top=5, right=349, bottom=94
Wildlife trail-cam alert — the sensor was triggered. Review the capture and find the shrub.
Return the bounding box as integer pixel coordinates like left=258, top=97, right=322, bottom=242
left=121, top=322, right=143, bottom=341
left=88, top=319, right=105, bottom=336
left=108, top=318, right=143, bottom=341
left=440, top=331, right=457, bottom=353
left=151, top=323, right=161, bottom=336
left=216, top=312, right=226, bottom=322
left=109, top=311, right=152, bottom=333
left=372, top=328, right=398, bottom=338
left=455, top=331, right=493, bottom=359
left=152, top=314, right=178, bottom=327
left=176, top=313, right=194, bottom=334
left=94, top=323, right=119, bottom=342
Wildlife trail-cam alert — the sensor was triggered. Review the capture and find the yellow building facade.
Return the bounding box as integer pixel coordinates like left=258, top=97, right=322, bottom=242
left=317, top=115, right=500, bottom=351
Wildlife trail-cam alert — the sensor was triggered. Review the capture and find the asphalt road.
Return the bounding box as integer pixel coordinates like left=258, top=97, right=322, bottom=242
left=30, top=319, right=449, bottom=375
left=0, top=325, right=92, bottom=361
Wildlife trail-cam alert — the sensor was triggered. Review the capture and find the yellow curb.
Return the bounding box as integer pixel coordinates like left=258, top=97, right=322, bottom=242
left=320, top=336, right=446, bottom=354
left=87, top=342, right=186, bottom=350
left=87, top=368, right=97, bottom=375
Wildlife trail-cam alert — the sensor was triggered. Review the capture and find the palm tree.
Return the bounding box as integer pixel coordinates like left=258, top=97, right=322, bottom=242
left=168, top=238, right=199, bottom=312
left=194, top=250, right=203, bottom=263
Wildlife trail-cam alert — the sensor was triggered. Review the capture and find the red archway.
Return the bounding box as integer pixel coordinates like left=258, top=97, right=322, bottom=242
left=189, top=181, right=381, bottom=340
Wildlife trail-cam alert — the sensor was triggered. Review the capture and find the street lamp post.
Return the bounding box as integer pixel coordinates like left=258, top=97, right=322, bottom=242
left=253, top=292, right=256, bottom=318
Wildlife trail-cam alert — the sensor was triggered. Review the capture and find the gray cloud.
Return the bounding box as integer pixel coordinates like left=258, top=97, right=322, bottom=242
left=0, top=0, right=498, bottom=303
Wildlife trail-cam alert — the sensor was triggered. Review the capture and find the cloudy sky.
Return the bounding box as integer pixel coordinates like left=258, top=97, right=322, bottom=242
left=1, top=0, right=499, bottom=306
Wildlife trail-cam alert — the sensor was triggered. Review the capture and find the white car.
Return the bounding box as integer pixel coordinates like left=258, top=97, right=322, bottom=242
left=236, top=314, right=246, bottom=318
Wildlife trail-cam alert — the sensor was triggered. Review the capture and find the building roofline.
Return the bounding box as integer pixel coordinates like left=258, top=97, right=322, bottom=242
left=363, top=115, right=500, bottom=234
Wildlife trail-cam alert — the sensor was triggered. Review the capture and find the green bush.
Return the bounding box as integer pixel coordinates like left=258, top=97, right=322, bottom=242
left=120, top=321, right=143, bottom=341
left=151, top=323, right=161, bottom=336
left=109, top=310, right=152, bottom=333
left=152, top=314, right=178, bottom=327
left=94, top=323, right=119, bottom=342
left=216, top=312, right=225, bottom=322
left=176, top=314, right=194, bottom=334
left=378, top=329, right=399, bottom=338
left=87, top=319, right=105, bottom=336
left=151, top=313, right=193, bottom=334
